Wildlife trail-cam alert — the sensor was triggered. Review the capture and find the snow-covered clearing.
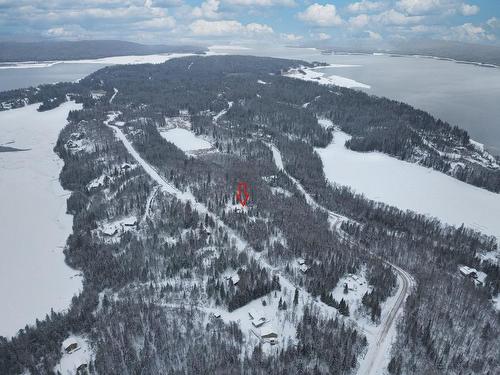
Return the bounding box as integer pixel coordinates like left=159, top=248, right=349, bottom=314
left=493, top=293, right=500, bottom=312
left=0, top=102, right=83, bottom=338
left=159, top=128, right=212, bottom=154
left=54, top=335, right=94, bottom=375
left=315, top=129, right=500, bottom=241
left=284, top=66, right=370, bottom=89
left=206, top=288, right=305, bottom=354
left=331, top=271, right=371, bottom=317
left=477, top=249, right=500, bottom=266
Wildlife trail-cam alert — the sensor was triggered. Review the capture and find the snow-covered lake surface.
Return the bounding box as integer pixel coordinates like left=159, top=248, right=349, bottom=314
left=316, top=130, right=500, bottom=241
left=0, top=102, right=83, bottom=338
left=159, top=128, right=212, bottom=153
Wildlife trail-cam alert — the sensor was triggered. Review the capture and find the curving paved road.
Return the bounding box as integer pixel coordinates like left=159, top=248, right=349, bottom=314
left=357, top=262, right=414, bottom=375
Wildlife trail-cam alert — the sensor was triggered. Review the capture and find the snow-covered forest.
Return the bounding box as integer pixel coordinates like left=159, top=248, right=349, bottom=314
left=0, top=55, right=498, bottom=375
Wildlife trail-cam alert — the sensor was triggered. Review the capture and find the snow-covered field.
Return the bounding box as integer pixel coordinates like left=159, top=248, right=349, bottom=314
left=205, top=288, right=302, bottom=354
left=0, top=102, right=83, bottom=338
left=315, top=129, right=500, bottom=241
left=159, top=128, right=212, bottom=153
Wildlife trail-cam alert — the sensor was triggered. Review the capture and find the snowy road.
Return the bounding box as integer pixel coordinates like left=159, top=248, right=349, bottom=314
left=357, top=263, right=414, bottom=375
left=268, top=143, right=415, bottom=375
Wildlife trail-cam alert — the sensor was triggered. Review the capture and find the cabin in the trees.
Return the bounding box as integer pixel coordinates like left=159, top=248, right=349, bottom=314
left=76, top=363, right=88, bottom=374
left=459, top=265, right=486, bottom=286
left=63, top=338, right=79, bottom=354
left=90, top=89, right=106, bottom=99
left=121, top=163, right=132, bottom=171
left=459, top=265, right=478, bottom=279
left=122, top=217, right=137, bottom=227
left=299, top=264, right=310, bottom=274
left=261, top=328, right=278, bottom=345
left=102, top=227, right=119, bottom=237
left=225, top=274, right=240, bottom=286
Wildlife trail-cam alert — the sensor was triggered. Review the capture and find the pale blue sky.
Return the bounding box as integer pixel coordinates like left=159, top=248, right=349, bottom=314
left=0, top=0, right=499, bottom=46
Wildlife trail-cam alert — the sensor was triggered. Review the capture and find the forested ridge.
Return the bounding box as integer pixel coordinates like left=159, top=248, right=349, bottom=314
left=0, top=40, right=205, bottom=63
left=0, top=55, right=498, bottom=375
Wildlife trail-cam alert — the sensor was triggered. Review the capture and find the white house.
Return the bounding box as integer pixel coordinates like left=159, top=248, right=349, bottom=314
left=459, top=265, right=478, bottom=279
left=62, top=338, right=79, bottom=354
left=260, top=327, right=278, bottom=345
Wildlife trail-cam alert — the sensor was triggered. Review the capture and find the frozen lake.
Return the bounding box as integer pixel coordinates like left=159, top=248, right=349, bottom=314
left=316, top=130, right=500, bottom=241
left=0, top=102, right=83, bottom=338
left=0, top=62, right=107, bottom=92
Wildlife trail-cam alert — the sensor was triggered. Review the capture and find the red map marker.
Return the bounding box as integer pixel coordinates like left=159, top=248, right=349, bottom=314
left=236, top=182, right=250, bottom=207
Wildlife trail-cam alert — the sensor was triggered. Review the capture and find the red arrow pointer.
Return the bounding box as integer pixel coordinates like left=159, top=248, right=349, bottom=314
left=236, top=182, right=250, bottom=207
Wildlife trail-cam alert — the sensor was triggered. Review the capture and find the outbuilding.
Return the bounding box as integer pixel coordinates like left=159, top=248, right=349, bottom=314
left=249, top=309, right=267, bottom=328
left=62, top=338, right=79, bottom=354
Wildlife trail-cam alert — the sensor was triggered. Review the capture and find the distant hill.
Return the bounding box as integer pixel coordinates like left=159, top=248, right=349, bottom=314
left=311, top=39, right=500, bottom=67
left=390, top=39, right=500, bottom=67
left=0, top=40, right=206, bottom=63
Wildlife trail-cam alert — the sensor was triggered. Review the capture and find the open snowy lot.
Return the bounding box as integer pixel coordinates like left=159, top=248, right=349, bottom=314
left=159, top=128, right=212, bottom=154
left=0, top=102, right=83, bottom=338
left=54, top=335, right=94, bottom=375
left=316, top=130, right=500, bottom=241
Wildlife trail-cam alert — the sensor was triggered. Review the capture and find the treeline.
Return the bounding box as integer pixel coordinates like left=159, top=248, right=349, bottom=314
left=1, top=54, right=498, bottom=375
left=389, top=273, right=499, bottom=375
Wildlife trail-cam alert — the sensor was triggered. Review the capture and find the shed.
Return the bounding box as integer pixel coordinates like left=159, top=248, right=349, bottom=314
left=225, top=274, right=240, bottom=285
left=76, top=363, right=88, bottom=374
left=62, top=338, right=79, bottom=354
left=249, top=309, right=267, bottom=328
left=122, top=217, right=138, bottom=227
